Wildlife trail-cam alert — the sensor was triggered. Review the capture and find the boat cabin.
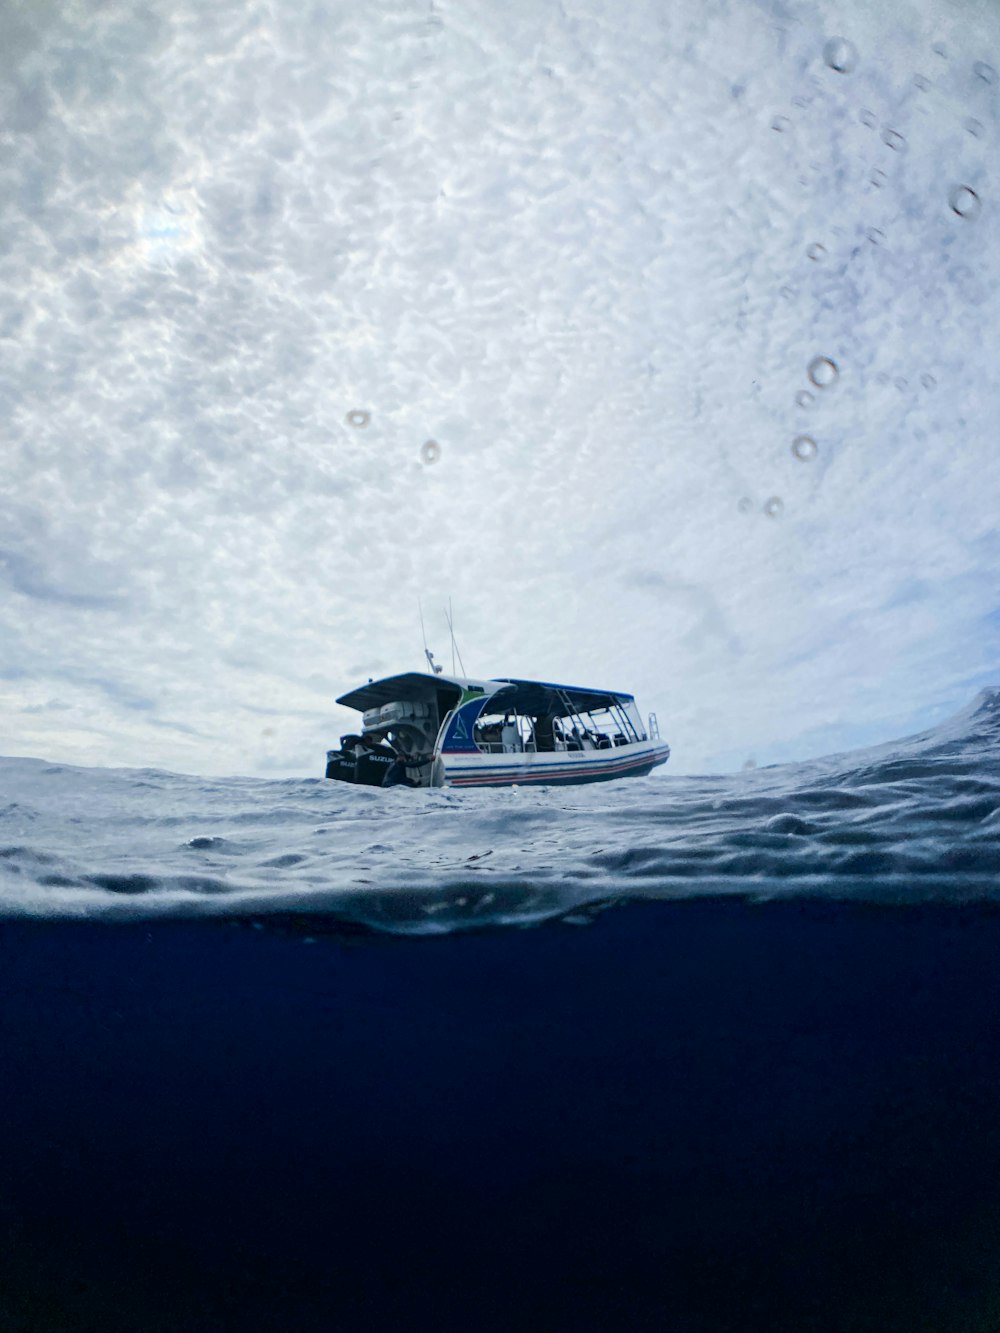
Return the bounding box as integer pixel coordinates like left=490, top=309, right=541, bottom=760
left=466, top=681, right=649, bottom=754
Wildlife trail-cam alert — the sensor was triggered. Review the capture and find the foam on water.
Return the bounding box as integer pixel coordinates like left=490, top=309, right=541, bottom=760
left=1, top=691, right=997, bottom=934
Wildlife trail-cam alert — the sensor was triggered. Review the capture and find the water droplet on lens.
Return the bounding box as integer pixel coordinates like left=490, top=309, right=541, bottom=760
left=974, top=61, right=996, bottom=84
left=921, top=372, right=936, bottom=389
left=866, top=227, right=885, bottom=244
left=795, top=390, right=814, bottom=408
left=860, top=109, right=877, bottom=128
left=965, top=117, right=984, bottom=138
left=807, top=356, right=839, bottom=388
left=881, top=128, right=906, bottom=151
left=763, top=496, right=784, bottom=518
left=895, top=377, right=909, bottom=391
left=914, top=74, right=931, bottom=91
left=792, top=435, right=818, bottom=461
left=738, top=497, right=754, bottom=514
left=807, top=242, right=827, bottom=261
left=772, top=115, right=792, bottom=132
left=949, top=184, right=981, bottom=219
left=420, top=438, right=441, bottom=464
left=823, top=37, right=858, bottom=74
left=346, top=409, right=371, bottom=428
left=871, top=168, right=887, bottom=188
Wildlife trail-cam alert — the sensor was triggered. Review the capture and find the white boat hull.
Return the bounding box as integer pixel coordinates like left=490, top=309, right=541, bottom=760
left=441, top=740, right=670, bottom=788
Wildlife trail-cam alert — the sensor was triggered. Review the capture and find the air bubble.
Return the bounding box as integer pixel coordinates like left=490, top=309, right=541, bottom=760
left=346, top=409, right=370, bottom=428
left=806, top=242, right=827, bottom=261
left=914, top=74, right=931, bottom=91
left=738, top=497, right=754, bottom=514
left=807, top=356, right=839, bottom=388
left=920, top=372, right=937, bottom=389
left=795, top=390, right=814, bottom=408
left=792, top=435, right=818, bottom=461
left=420, top=438, right=441, bottom=464
left=866, top=227, right=886, bottom=245
left=964, top=117, right=984, bottom=138
left=860, top=109, right=877, bottom=128
left=763, top=496, right=784, bottom=518
left=974, top=61, right=996, bottom=84
left=823, top=38, right=858, bottom=74
left=771, top=115, right=792, bottom=132
left=881, top=128, right=906, bottom=152
left=949, top=184, right=981, bottom=219
left=871, top=168, right=887, bottom=188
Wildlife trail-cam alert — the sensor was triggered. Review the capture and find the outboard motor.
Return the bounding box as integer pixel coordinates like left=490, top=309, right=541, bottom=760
left=325, top=734, right=397, bottom=785
left=355, top=740, right=396, bottom=786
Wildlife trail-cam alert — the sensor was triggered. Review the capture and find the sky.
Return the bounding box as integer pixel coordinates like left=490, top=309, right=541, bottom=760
left=1, top=0, right=998, bottom=777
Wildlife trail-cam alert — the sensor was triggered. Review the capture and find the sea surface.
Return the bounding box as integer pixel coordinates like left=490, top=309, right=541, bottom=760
left=3, top=690, right=999, bottom=932
left=1, top=692, right=999, bottom=1331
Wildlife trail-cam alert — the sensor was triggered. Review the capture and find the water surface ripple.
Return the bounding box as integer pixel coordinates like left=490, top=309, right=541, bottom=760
left=1, top=691, right=997, bottom=933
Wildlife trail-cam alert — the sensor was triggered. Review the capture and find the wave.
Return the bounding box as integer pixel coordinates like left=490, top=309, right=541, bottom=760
left=1, top=690, right=997, bottom=932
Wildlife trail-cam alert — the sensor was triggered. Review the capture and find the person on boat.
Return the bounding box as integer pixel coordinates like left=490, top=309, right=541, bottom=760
left=534, top=714, right=555, bottom=752
left=383, top=748, right=435, bottom=788
left=501, top=715, right=518, bottom=753
left=382, top=750, right=418, bottom=788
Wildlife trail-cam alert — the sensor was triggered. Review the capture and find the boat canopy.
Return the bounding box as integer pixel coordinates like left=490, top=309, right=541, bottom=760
left=488, top=678, right=636, bottom=716
left=337, top=673, right=637, bottom=718
left=337, top=673, right=637, bottom=717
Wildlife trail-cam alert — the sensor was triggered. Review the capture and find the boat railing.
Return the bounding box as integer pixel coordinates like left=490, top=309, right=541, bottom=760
left=473, top=733, right=634, bottom=755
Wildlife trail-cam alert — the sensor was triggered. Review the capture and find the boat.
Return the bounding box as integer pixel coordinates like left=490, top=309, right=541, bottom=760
left=325, top=671, right=669, bottom=788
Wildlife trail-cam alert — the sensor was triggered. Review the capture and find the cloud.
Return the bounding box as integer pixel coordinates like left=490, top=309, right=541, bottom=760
left=0, top=547, right=125, bottom=610
left=0, top=0, right=998, bottom=775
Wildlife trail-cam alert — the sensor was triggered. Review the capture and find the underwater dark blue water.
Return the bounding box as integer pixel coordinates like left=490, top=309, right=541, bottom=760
left=1, top=692, right=999, bottom=1330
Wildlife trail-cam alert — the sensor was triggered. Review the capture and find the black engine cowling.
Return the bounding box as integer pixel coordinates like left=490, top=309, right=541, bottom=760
left=325, top=741, right=396, bottom=785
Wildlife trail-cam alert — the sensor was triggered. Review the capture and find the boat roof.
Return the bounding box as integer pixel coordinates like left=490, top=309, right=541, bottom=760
left=336, top=673, right=495, bottom=712
left=492, top=678, right=636, bottom=715
left=337, top=672, right=635, bottom=716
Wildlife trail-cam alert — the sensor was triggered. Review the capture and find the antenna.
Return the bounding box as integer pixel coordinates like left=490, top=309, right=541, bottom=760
left=418, top=597, right=442, bottom=673
left=445, top=599, right=467, bottom=676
